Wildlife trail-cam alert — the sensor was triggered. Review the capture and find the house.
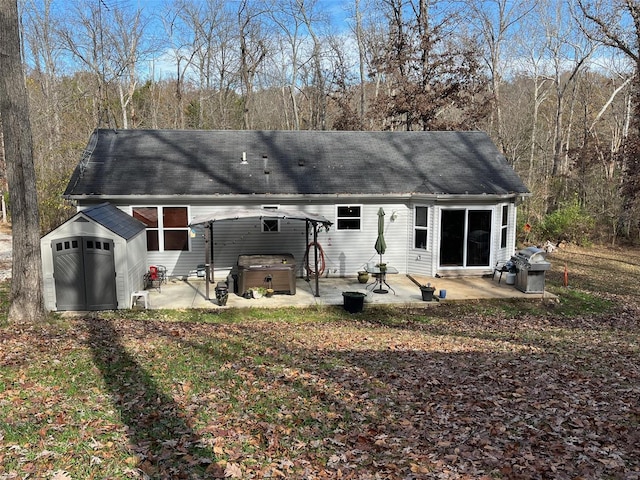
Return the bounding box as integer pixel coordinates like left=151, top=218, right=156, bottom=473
left=40, top=202, right=148, bottom=311
left=62, top=129, right=529, bottom=284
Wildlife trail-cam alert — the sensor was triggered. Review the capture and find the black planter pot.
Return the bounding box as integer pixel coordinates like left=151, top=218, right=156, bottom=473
left=420, top=286, right=436, bottom=302
left=342, top=291, right=366, bottom=313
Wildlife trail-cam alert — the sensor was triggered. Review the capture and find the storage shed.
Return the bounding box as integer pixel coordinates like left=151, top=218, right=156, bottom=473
left=41, top=203, right=148, bottom=311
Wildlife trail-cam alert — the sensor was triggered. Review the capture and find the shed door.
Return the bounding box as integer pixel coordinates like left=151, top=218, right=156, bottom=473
left=52, top=237, right=117, bottom=310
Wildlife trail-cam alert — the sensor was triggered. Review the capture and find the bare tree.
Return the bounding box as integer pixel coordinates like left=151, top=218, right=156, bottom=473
left=269, top=0, right=306, bottom=129
left=238, top=0, right=268, bottom=130
left=166, top=0, right=238, bottom=129
left=59, top=0, right=150, bottom=129
left=542, top=1, right=594, bottom=180
left=0, top=0, right=46, bottom=323
left=467, top=0, right=536, bottom=151
left=577, top=0, right=640, bottom=217
left=369, top=0, right=489, bottom=130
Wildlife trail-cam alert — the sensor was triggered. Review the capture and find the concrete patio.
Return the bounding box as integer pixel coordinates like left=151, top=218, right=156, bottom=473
left=135, top=272, right=554, bottom=310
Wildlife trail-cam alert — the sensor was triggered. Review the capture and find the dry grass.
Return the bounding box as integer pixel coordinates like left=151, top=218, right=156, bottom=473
left=0, top=244, right=638, bottom=479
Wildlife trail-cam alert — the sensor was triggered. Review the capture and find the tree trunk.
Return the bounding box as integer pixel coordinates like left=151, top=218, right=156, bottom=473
left=355, top=0, right=366, bottom=123
left=0, top=0, right=46, bottom=323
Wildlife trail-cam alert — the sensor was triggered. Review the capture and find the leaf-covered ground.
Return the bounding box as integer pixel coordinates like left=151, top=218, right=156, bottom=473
left=0, top=244, right=639, bottom=479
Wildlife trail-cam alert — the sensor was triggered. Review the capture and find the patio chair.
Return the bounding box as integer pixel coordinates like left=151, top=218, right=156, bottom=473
left=146, top=265, right=165, bottom=292
left=493, top=262, right=508, bottom=283
left=493, top=260, right=514, bottom=283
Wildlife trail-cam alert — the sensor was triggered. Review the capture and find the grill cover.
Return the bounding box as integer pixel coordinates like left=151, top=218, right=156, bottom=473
left=512, top=247, right=551, bottom=271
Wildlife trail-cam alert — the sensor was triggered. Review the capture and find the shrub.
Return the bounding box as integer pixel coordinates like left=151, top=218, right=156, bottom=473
left=541, top=200, right=595, bottom=245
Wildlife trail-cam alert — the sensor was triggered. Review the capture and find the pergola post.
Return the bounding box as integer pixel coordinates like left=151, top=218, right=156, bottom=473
left=313, top=222, right=320, bottom=297
left=204, top=223, right=211, bottom=300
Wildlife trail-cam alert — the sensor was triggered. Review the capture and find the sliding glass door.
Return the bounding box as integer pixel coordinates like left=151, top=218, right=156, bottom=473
left=439, top=209, right=492, bottom=268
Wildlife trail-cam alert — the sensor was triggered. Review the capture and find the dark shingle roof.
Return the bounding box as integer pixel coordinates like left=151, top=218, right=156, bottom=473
left=80, top=202, right=146, bottom=240
left=64, top=129, right=529, bottom=198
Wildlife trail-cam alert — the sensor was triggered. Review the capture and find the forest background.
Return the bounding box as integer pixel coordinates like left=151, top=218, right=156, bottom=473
left=1, top=0, right=639, bottom=246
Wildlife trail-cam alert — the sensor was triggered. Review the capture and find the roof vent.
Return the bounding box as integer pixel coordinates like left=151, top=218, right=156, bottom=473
left=263, top=155, right=269, bottom=174
left=241, top=152, right=248, bottom=165
left=298, top=159, right=305, bottom=166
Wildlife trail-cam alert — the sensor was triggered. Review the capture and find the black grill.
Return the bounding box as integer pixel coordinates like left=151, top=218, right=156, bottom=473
left=511, top=247, right=551, bottom=293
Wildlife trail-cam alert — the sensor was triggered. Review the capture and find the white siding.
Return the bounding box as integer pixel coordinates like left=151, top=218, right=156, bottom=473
left=405, top=201, right=518, bottom=278
left=315, top=203, right=410, bottom=277
left=109, top=198, right=521, bottom=282
left=406, top=203, right=438, bottom=277
left=136, top=202, right=414, bottom=279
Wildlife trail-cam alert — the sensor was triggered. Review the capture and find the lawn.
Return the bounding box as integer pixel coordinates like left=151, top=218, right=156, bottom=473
left=0, top=245, right=639, bottom=479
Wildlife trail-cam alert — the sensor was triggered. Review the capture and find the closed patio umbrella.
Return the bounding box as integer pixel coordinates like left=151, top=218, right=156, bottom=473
left=374, top=207, right=386, bottom=263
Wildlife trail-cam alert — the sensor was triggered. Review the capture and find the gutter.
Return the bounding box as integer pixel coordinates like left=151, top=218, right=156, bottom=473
left=64, top=192, right=530, bottom=203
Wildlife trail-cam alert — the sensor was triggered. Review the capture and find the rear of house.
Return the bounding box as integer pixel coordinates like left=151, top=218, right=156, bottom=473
left=63, top=129, right=529, bottom=283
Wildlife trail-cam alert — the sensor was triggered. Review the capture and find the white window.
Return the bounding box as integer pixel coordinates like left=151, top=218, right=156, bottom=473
left=262, top=205, right=280, bottom=233
left=132, top=206, right=190, bottom=251
left=500, top=205, right=509, bottom=249
left=336, top=205, right=362, bottom=230
left=414, top=206, right=429, bottom=249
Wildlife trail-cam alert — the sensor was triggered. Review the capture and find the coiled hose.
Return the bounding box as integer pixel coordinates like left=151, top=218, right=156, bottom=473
left=304, top=242, right=326, bottom=277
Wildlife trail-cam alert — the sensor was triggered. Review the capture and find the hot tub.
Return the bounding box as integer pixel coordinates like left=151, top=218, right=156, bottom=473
left=237, top=254, right=296, bottom=295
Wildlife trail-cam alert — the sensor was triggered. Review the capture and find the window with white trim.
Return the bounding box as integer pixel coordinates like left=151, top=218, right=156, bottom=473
left=336, top=205, right=361, bottom=230
left=132, top=206, right=189, bottom=251
left=262, top=205, right=280, bottom=233
left=500, top=205, right=508, bottom=249
left=414, top=206, right=429, bottom=249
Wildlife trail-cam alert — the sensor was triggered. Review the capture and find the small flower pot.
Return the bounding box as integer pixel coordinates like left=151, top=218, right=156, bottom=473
left=357, top=271, right=369, bottom=283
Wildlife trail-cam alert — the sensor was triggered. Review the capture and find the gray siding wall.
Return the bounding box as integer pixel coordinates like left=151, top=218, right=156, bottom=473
left=122, top=202, right=412, bottom=280
left=116, top=198, right=520, bottom=282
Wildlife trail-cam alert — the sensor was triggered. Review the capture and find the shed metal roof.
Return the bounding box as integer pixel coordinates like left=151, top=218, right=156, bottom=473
left=64, top=129, right=529, bottom=198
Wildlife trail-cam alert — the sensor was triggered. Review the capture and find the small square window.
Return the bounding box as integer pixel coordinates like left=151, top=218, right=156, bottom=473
left=337, top=205, right=361, bottom=230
